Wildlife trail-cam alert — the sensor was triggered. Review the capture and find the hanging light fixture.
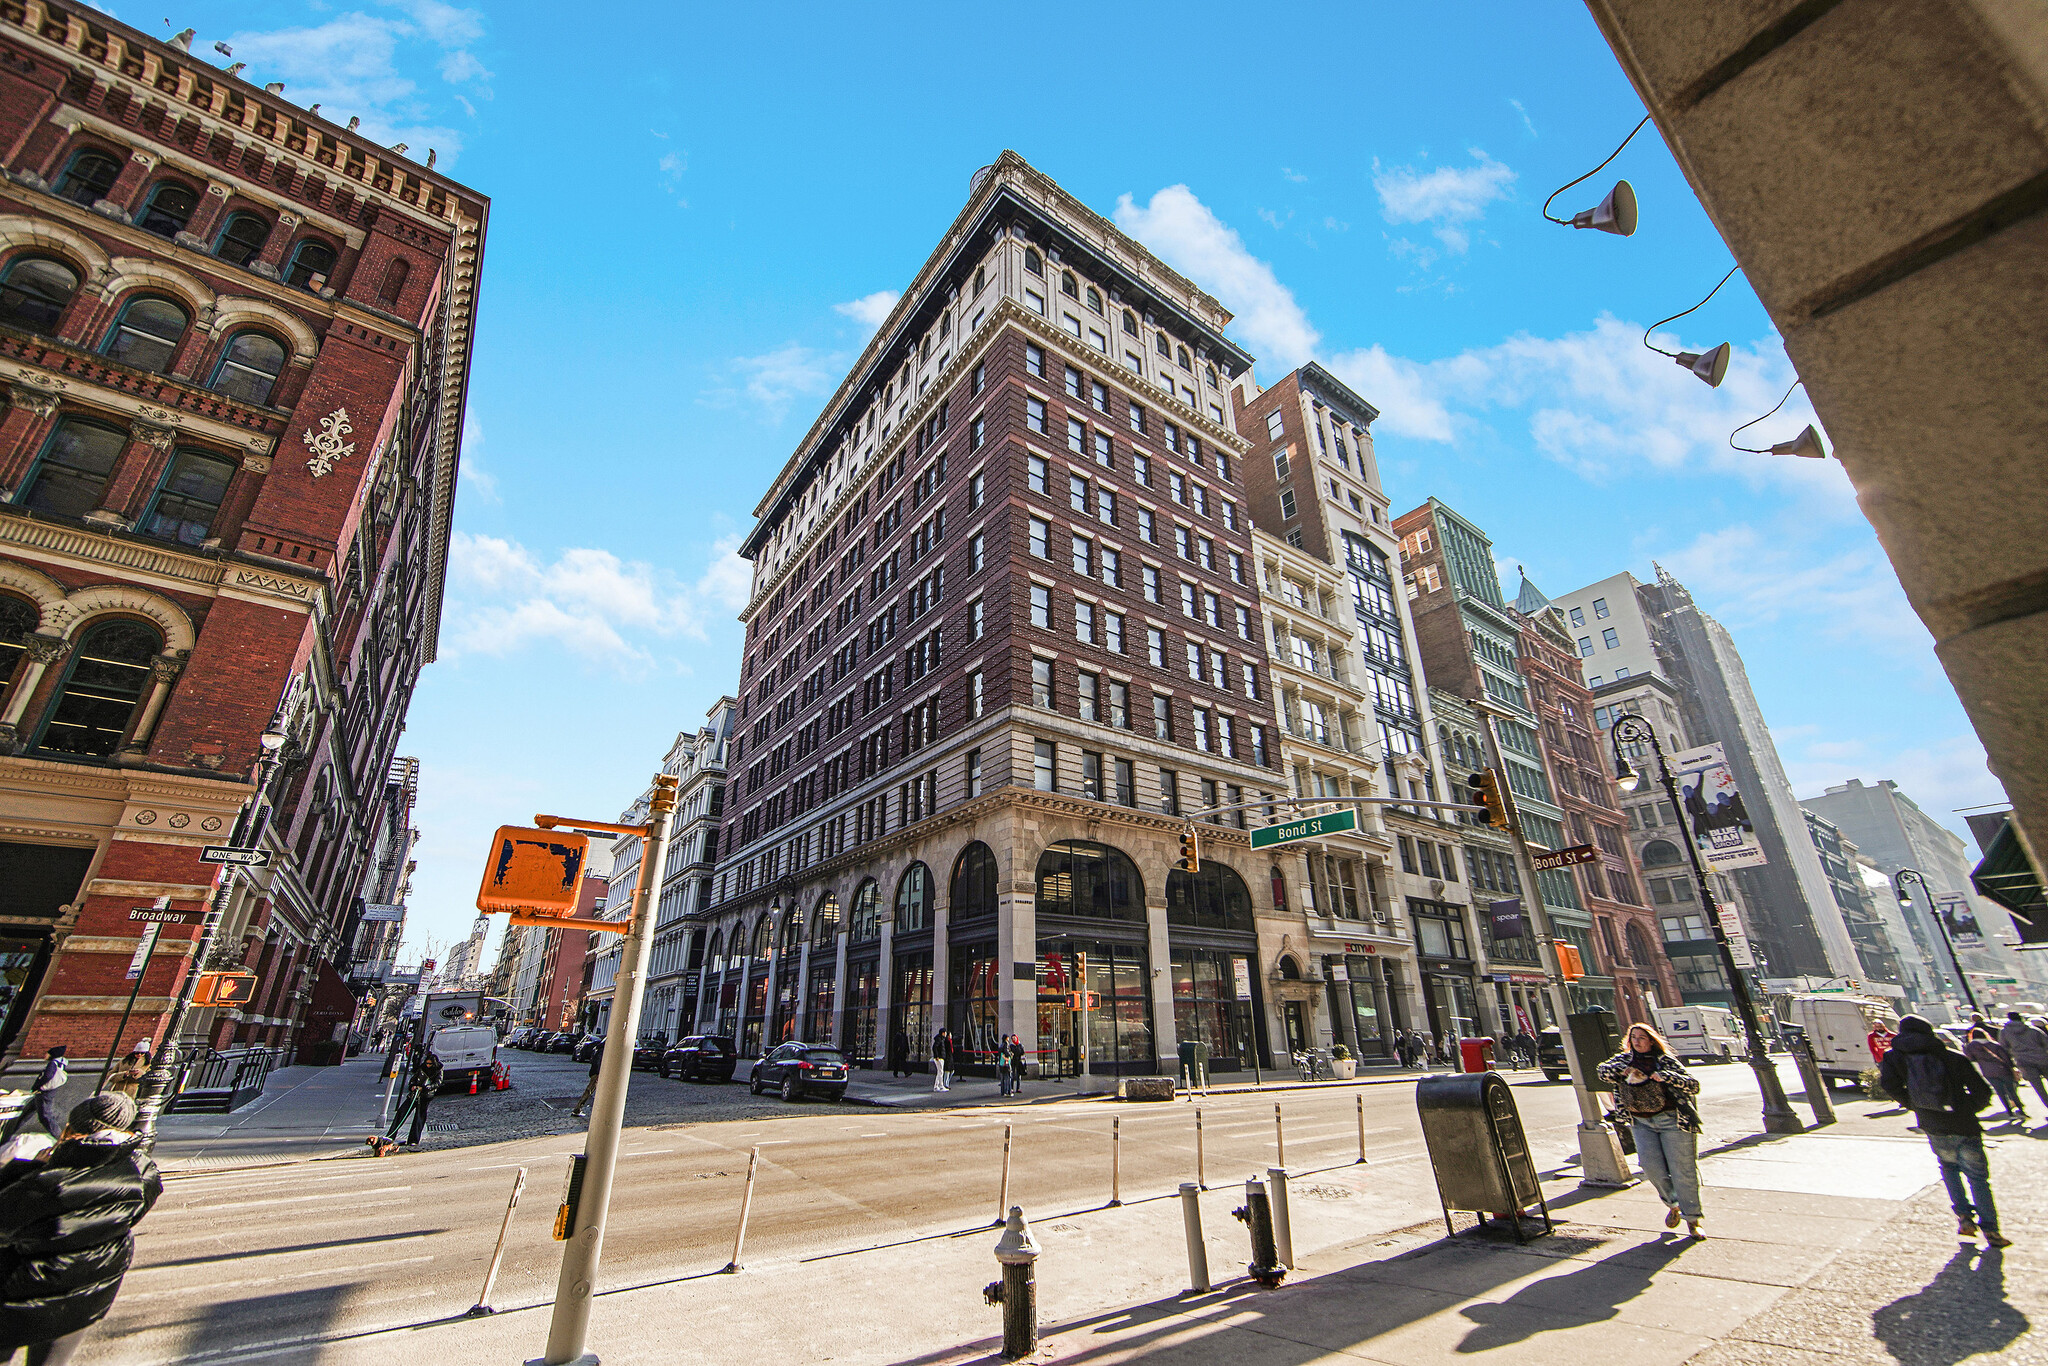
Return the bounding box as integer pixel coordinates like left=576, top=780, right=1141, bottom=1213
left=1542, top=114, right=1648, bottom=237
left=1644, top=265, right=1739, bottom=387
left=1731, top=379, right=1829, bottom=458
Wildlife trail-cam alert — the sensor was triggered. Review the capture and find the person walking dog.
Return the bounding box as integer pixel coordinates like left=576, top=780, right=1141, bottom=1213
left=0, top=1094, right=161, bottom=1366
left=1964, top=1028, right=2026, bottom=1121
left=384, top=1049, right=444, bottom=1148
left=1882, top=1014, right=2009, bottom=1246
left=1598, top=1023, right=1706, bottom=1238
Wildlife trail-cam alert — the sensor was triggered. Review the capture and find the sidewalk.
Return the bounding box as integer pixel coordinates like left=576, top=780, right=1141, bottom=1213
left=173, top=1089, right=2045, bottom=1365
left=842, top=1059, right=1433, bottom=1108
left=150, top=1055, right=393, bottom=1171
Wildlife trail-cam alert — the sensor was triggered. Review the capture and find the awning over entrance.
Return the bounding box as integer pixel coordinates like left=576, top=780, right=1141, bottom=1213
left=1972, top=816, right=2047, bottom=947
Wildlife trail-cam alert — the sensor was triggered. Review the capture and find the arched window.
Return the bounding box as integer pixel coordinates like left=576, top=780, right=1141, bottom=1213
left=847, top=879, right=881, bottom=941
left=214, top=212, right=271, bottom=267
left=1270, top=866, right=1287, bottom=912
left=972, top=265, right=987, bottom=294
left=21, top=419, right=125, bottom=520
left=1034, top=840, right=1143, bottom=922
left=780, top=905, right=805, bottom=948
left=1205, top=363, right=1220, bottom=388
left=1167, top=863, right=1254, bottom=932
left=750, top=915, right=772, bottom=961
left=1023, top=248, right=1042, bottom=277
left=813, top=891, right=840, bottom=946
left=895, top=863, right=930, bottom=932
left=950, top=841, right=998, bottom=919
left=53, top=150, right=119, bottom=206
left=140, top=448, right=236, bottom=546
left=101, top=296, right=188, bottom=373
left=377, top=257, right=409, bottom=307
left=1625, top=921, right=1654, bottom=967
left=137, top=181, right=198, bottom=237
left=706, top=929, right=724, bottom=967
left=0, top=256, right=79, bottom=333
left=0, top=594, right=38, bottom=707
left=210, top=331, right=287, bottom=406
left=34, top=618, right=161, bottom=757
left=1177, top=345, right=1191, bottom=370
left=1060, top=270, right=1078, bottom=299
left=1154, top=332, right=1170, bottom=357
left=1085, top=285, right=1102, bottom=314
left=1277, top=955, right=1303, bottom=980
left=283, top=239, right=337, bottom=291
left=1640, top=839, right=1683, bottom=868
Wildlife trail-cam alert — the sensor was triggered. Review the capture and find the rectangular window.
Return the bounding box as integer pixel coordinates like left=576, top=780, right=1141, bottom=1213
left=1072, top=535, right=1092, bottom=576
left=1133, top=453, right=1152, bottom=487
left=969, top=599, right=984, bottom=639
left=1077, top=671, right=1099, bottom=721
left=1104, top=611, right=1124, bottom=654
left=1593, top=597, right=1609, bottom=619
left=1108, top=679, right=1129, bottom=728
left=1251, top=724, right=1268, bottom=766
left=1602, top=628, right=1620, bottom=650
left=972, top=362, right=985, bottom=396
left=1100, top=547, right=1120, bottom=588
left=1114, top=757, right=1135, bottom=806
left=1235, top=605, right=1251, bottom=640
left=1143, top=566, right=1161, bottom=603
left=1088, top=328, right=1107, bottom=353
left=1185, top=641, right=1202, bottom=679
left=1208, top=650, right=1226, bottom=689
left=1153, top=694, right=1173, bottom=740
left=1123, top=350, right=1141, bottom=374
left=1147, top=627, right=1165, bottom=668
left=1026, top=289, right=1045, bottom=316
left=1216, top=714, right=1234, bottom=759
left=1025, top=344, right=1044, bottom=378
left=1093, top=431, right=1114, bottom=467
left=1203, top=592, right=1220, bottom=629
left=1192, top=706, right=1210, bottom=751
left=1242, top=662, right=1259, bottom=699
left=1279, top=488, right=1298, bottom=520
left=1180, top=581, right=1197, bottom=617
left=1090, top=379, right=1108, bottom=414
left=1578, top=636, right=1594, bottom=657
left=1128, top=400, right=1145, bottom=434
left=1066, top=366, right=1083, bottom=399
left=1063, top=313, right=1082, bottom=338
left=1028, top=455, right=1048, bottom=494
left=1066, top=417, right=1086, bottom=455
left=1266, top=410, right=1284, bottom=440
left=1029, top=518, right=1049, bottom=559
left=969, top=670, right=984, bottom=718
left=966, top=747, right=982, bottom=797
left=1033, top=739, right=1056, bottom=791
left=1069, top=473, right=1088, bottom=514
left=970, top=533, right=985, bottom=572
left=970, top=416, right=984, bottom=450
left=1096, top=489, right=1117, bottom=525
left=1158, top=767, right=1179, bottom=814
left=1137, top=508, right=1156, bottom=543
left=1030, top=584, right=1050, bottom=628
left=1081, top=749, right=1103, bottom=799
left=1569, top=607, right=1584, bottom=627
left=1026, top=397, right=1046, bottom=434
left=1032, top=657, right=1053, bottom=708
left=1075, top=599, right=1095, bottom=644
left=968, top=470, right=984, bottom=509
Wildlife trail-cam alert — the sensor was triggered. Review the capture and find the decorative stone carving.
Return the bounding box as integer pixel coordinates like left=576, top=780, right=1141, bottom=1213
left=149, top=653, right=184, bottom=683
left=167, top=812, right=189, bottom=828
left=134, top=405, right=183, bottom=428
left=200, top=816, right=222, bottom=832
left=90, top=200, right=129, bottom=224
left=278, top=211, right=301, bottom=228
left=128, top=152, right=157, bottom=169
left=12, top=370, right=64, bottom=393
left=129, top=421, right=176, bottom=454
left=172, top=232, right=205, bottom=251
left=205, top=183, right=229, bottom=199
left=21, top=633, right=66, bottom=664
left=242, top=453, right=271, bottom=473
left=133, top=809, right=157, bottom=825
left=303, top=408, right=354, bottom=478
left=7, top=386, right=58, bottom=420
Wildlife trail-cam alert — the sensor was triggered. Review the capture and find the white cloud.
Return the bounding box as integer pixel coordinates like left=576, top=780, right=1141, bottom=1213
left=457, top=414, right=497, bottom=503
left=1373, top=149, right=1515, bottom=251
left=1658, top=522, right=1926, bottom=652
left=658, top=149, right=687, bottom=206
left=833, top=291, right=899, bottom=334
left=1281, top=168, right=1309, bottom=183
left=696, top=534, right=752, bottom=612
left=445, top=532, right=712, bottom=669
left=1510, top=99, right=1537, bottom=138
left=1113, top=185, right=1321, bottom=371
left=728, top=344, right=837, bottom=410
left=438, top=49, right=490, bottom=85
left=1786, top=733, right=2008, bottom=844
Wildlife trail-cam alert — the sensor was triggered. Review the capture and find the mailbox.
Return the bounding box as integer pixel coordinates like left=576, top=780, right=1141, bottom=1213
left=1458, top=1037, right=1496, bottom=1073
left=1416, top=1071, right=1553, bottom=1241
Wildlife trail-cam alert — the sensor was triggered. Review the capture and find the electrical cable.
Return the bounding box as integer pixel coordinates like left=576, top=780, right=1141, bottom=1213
left=1644, top=265, right=1739, bottom=357
left=1541, top=115, right=1650, bottom=225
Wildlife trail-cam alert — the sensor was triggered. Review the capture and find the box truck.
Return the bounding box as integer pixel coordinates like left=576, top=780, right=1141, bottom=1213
left=1787, top=993, right=1900, bottom=1083
left=1653, top=1005, right=1747, bottom=1062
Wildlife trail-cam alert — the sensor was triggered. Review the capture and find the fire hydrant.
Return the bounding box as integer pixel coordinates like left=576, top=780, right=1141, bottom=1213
left=1231, top=1176, right=1286, bottom=1288
left=983, top=1204, right=1040, bottom=1359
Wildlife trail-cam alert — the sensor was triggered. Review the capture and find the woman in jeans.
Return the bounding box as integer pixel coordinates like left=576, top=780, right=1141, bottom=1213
left=1598, top=1023, right=1705, bottom=1238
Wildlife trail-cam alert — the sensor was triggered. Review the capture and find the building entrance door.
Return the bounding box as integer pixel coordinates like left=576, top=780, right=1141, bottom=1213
left=1282, top=1001, right=1308, bottom=1054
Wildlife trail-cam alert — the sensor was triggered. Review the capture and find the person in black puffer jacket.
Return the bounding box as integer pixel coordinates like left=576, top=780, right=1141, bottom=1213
left=0, top=1093, right=161, bottom=1365
left=1880, top=1014, right=2009, bottom=1247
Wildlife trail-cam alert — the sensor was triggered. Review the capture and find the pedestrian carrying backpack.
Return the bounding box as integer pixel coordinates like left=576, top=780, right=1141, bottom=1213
left=1904, top=1051, right=1954, bottom=1111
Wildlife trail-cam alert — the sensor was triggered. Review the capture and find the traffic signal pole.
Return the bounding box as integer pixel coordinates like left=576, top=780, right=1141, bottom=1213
left=535, top=774, right=679, bottom=1366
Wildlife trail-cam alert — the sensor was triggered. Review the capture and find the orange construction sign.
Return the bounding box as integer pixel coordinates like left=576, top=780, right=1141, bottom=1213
left=477, top=825, right=590, bottom=917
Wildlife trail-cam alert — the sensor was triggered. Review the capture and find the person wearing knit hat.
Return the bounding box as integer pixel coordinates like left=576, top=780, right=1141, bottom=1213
left=1880, top=1014, right=2012, bottom=1247
left=0, top=1081, right=159, bottom=1362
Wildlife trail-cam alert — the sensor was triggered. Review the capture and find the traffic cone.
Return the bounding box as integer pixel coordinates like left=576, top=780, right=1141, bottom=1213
left=468, top=1072, right=479, bottom=1095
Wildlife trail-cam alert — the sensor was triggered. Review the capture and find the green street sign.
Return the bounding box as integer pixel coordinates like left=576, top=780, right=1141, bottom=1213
left=1250, top=809, right=1358, bottom=849
left=1987, top=977, right=2018, bottom=985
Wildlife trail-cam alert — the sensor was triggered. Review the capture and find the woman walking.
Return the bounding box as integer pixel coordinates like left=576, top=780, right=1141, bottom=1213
left=1964, top=1028, right=2026, bottom=1120
left=1598, top=1023, right=1706, bottom=1238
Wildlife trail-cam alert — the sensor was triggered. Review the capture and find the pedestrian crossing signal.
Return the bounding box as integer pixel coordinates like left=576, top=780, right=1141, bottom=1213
left=1466, top=770, right=1517, bottom=832
left=1066, top=992, right=1100, bottom=1012
left=1176, top=826, right=1200, bottom=873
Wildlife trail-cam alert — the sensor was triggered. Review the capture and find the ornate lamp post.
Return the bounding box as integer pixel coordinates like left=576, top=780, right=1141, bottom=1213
left=1610, top=713, right=1802, bottom=1134
left=1893, top=868, right=1979, bottom=1015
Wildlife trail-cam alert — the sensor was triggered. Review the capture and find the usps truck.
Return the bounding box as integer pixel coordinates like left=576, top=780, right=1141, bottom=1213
left=1653, top=1005, right=1747, bottom=1062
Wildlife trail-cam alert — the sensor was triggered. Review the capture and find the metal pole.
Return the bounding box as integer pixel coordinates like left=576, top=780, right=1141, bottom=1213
left=1267, top=1166, right=1294, bottom=1269
left=1898, top=869, right=1980, bottom=1014
left=995, top=1123, right=1012, bottom=1227
left=723, top=1145, right=759, bottom=1273
left=1356, top=1094, right=1367, bottom=1165
left=540, top=774, right=679, bottom=1363
left=97, top=923, right=161, bottom=1095
left=468, top=1166, right=526, bottom=1316
left=1274, top=1103, right=1284, bottom=1168
left=1614, top=716, right=1801, bottom=1135
left=1179, top=1183, right=1211, bottom=1292
left=1195, top=1108, right=1205, bottom=1189
left=1109, top=1117, right=1121, bottom=1207
left=380, top=1062, right=401, bottom=1130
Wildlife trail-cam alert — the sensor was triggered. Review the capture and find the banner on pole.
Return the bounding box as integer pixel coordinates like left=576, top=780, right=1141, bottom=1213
left=1489, top=898, right=1526, bottom=941
left=125, top=924, right=160, bottom=980
left=1672, top=743, right=1767, bottom=871
left=1936, top=895, right=1984, bottom=948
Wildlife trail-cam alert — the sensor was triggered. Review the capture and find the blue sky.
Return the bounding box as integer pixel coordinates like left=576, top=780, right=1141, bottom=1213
left=129, top=2, right=2005, bottom=966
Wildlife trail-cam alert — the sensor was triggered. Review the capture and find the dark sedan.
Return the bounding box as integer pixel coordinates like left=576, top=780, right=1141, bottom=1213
left=749, top=1042, right=849, bottom=1102
left=547, top=1031, right=581, bottom=1055
left=631, top=1036, right=668, bottom=1071
left=661, top=1035, right=735, bottom=1082
left=573, top=1033, right=606, bottom=1064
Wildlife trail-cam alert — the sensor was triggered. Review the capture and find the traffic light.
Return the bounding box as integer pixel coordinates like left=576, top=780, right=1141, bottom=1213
left=1466, top=769, right=1517, bottom=832
left=1176, top=825, right=1200, bottom=873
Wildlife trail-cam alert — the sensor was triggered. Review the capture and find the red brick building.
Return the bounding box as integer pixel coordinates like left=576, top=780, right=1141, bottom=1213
left=0, top=9, right=485, bottom=1077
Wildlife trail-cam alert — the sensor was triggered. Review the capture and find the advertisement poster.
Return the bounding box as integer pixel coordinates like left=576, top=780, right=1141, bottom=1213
left=1936, top=895, right=1984, bottom=949
left=1232, top=956, right=1253, bottom=1001
left=1672, top=743, right=1767, bottom=871
left=1489, top=898, right=1526, bottom=941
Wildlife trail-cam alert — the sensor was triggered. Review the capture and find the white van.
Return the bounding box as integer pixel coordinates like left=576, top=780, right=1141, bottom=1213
left=1787, top=994, right=1900, bottom=1083
left=427, top=1025, right=499, bottom=1092
left=1654, top=1005, right=1747, bottom=1062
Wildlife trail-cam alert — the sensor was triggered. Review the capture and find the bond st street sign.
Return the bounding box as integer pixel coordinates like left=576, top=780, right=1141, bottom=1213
left=1250, top=809, right=1358, bottom=849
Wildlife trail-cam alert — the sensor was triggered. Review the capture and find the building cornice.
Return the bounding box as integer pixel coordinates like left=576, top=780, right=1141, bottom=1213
left=0, top=506, right=327, bottom=614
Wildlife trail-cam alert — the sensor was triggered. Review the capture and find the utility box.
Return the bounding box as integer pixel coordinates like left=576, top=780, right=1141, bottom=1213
left=1567, top=1010, right=1621, bottom=1092
left=1177, top=1040, right=1211, bottom=1089
left=1416, top=1072, right=1553, bottom=1241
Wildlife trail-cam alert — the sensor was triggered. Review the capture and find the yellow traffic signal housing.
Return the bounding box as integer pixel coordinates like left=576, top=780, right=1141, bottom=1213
left=1176, top=826, right=1200, bottom=873
left=1466, top=770, right=1517, bottom=832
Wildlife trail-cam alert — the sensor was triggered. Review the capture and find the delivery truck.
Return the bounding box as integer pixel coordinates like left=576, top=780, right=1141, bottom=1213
left=1653, top=1004, right=1747, bottom=1062
left=1786, top=993, right=1900, bottom=1084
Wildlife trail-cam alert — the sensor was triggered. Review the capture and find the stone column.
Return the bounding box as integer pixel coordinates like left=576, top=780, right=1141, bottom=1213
left=97, top=150, right=157, bottom=223
left=876, top=917, right=895, bottom=1066
left=114, top=652, right=185, bottom=765
left=250, top=210, right=300, bottom=280
left=930, top=893, right=951, bottom=1047
left=0, top=385, right=62, bottom=494
left=830, top=928, right=848, bottom=1052
left=0, top=633, right=68, bottom=750
left=90, top=422, right=178, bottom=530
left=178, top=181, right=232, bottom=251
left=1146, top=895, right=1174, bottom=1077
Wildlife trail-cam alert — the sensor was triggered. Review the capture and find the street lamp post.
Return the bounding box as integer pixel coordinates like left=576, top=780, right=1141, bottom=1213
left=1609, top=713, right=1802, bottom=1135
left=1893, top=868, right=1979, bottom=1016
left=134, top=726, right=290, bottom=1142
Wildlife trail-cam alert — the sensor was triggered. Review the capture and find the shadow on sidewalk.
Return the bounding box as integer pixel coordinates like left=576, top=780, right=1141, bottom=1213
left=1452, top=1237, right=1690, bottom=1350
left=1871, top=1246, right=2026, bottom=1366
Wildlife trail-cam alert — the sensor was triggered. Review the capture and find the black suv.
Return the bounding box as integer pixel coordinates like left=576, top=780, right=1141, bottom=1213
left=662, top=1034, right=736, bottom=1082
left=750, top=1042, right=849, bottom=1102
left=1537, top=1028, right=1568, bottom=1082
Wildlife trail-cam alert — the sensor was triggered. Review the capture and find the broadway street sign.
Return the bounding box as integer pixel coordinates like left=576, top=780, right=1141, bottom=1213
left=1250, top=809, right=1357, bottom=849
left=129, top=906, right=203, bottom=925
left=1530, top=844, right=1600, bottom=871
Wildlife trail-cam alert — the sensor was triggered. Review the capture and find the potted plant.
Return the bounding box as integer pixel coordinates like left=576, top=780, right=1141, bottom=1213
left=1329, top=1042, right=1357, bottom=1080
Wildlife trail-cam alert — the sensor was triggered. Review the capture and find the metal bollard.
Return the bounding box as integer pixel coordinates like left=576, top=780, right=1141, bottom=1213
left=1196, top=1107, right=1206, bottom=1190
left=466, top=1166, right=525, bottom=1317
left=1230, top=1176, right=1286, bottom=1287
left=1109, top=1116, right=1122, bottom=1207
left=1789, top=1037, right=1835, bottom=1126
left=994, top=1123, right=1013, bottom=1227
left=1179, top=1182, right=1211, bottom=1292
left=722, top=1145, right=760, bottom=1272
left=1267, top=1166, right=1294, bottom=1269
left=1357, top=1094, right=1368, bottom=1164
left=1274, top=1102, right=1285, bottom=1167
left=983, top=1205, right=1041, bottom=1359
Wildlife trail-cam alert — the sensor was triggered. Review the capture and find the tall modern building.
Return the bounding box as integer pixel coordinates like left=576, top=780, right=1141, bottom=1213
left=1802, top=778, right=2048, bottom=1013
left=1553, top=569, right=1861, bottom=986
left=0, top=12, right=485, bottom=1075
left=699, top=153, right=1284, bottom=1079
left=1800, top=809, right=1909, bottom=1003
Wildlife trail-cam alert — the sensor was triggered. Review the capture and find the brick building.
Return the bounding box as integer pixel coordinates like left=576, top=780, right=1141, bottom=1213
left=0, top=9, right=485, bottom=1075
left=697, top=152, right=1288, bottom=1079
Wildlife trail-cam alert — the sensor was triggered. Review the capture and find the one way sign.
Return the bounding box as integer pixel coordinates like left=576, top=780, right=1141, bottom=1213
left=201, top=846, right=269, bottom=867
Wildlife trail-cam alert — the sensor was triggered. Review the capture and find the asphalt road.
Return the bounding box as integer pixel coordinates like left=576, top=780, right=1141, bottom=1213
left=86, top=1053, right=1808, bottom=1365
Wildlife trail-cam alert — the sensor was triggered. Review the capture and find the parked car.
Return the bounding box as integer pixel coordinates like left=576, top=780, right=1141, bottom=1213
left=574, top=1033, right=607, bottom=1064
left=661, top=1034, right=736, bottom=1082
left=750, top=1042, right=849, bottom=1102
left=427, top=1025, right=499, bottom=1092
left=1537, top=1028, right=1568, bottom=1083
left=506, top=1027, right=538, bottom=1050
left=632, top=1036, right=669, bottom=1071
left=547, top=1031, right=581, bottom=1055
